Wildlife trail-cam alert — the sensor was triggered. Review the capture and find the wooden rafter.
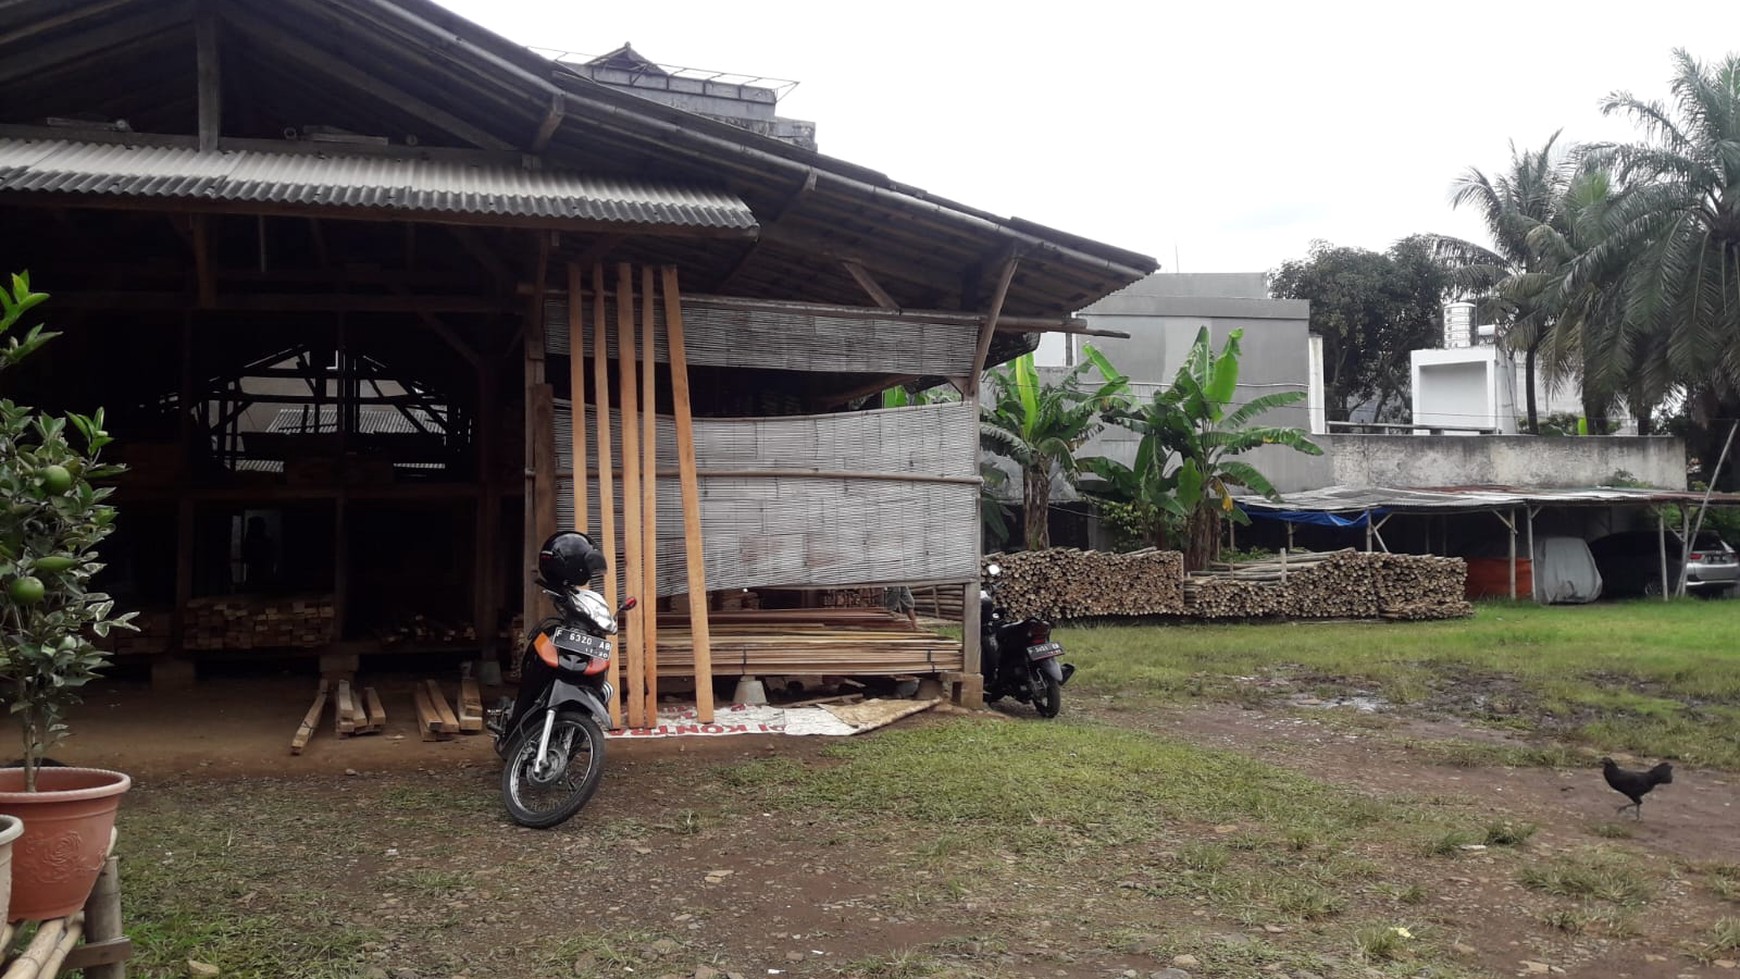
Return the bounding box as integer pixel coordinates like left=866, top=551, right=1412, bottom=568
left=714, top=169, right=816, bottom=292
left=195, top=5, right=220, bottom=151
left=968, top=253, right=1021, bottom=396
left=0, top=2, right=192, bottom=86
left=219, top=3, right=515, bottom=152
left=530, top=92, right=565, bottom=153
left=842, top=260, right=900, bottom=311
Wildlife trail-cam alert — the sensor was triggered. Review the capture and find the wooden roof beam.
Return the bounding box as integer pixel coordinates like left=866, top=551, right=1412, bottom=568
left=195, top=5, right=220, bottom=151
left=968, top=253, right=1021, bottom=397
left=842, top=260, right=900, bottom=311
left=219, top=3, right=516, bottom=152
left=529, top=92, right=564, bottom=154
left=0, top=1, right=192, bottom=86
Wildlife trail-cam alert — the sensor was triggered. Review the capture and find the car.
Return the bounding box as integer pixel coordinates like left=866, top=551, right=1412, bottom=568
left=1587, top=529, right=1740, bottom=598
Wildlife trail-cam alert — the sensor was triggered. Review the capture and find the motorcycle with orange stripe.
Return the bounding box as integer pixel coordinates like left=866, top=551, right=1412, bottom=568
left=487, top=531, right=635, bottom=828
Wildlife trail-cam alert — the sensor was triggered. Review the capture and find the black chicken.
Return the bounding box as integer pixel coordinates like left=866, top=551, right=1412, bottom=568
left=1601, top=758, right=1674, bottom=820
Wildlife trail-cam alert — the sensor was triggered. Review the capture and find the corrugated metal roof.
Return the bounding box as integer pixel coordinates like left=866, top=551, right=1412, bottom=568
left=1240, top=484, right=1740, bottom=515
left=0, top=137, right=758, bottom=230
left=264, top=405, right=441, bottom=436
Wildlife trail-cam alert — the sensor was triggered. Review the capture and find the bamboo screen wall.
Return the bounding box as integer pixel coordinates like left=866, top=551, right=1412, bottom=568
left=552, top=401, right=980, bottom=597
left=543, top=296, right=979, bottom=376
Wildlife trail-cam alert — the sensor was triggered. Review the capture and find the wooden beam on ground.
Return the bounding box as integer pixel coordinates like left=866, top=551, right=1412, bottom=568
left=662, top=266, right=715, bottom=723
left=530, top=92, right=565, bottom=153
left=411, top=682, right=447, bottom=741
left=967, top=254, right=1020, bottom=397
left=219, top=4, right=514, bottom=152
left=458, top=677, right=484, bottom=732
left=336, top=678, right=357, bottom=736
left=423, top=680, right=462, bottom=733
left=842, top=260, right=900, bottom=310
left=364, top=686, right=387, bottom=732
left=591, top=263, right=623, bottom=729
left=568, top=262, right=589, bottom=536
left=195, top=5, right=221, bottom=152
left=290, top=678, right=331, bottom=755
left=640, top=266, right=660, bottom=724
left=616, top=262, right=647, bottom=730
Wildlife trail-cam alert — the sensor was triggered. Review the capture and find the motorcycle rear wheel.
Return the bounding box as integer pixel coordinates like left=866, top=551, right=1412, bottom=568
left=1032, top=672, right=1062, bottom=718
left=501, top=709, right=606, bottom=828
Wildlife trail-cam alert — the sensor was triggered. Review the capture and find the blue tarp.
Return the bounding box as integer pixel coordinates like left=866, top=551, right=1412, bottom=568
left=1243, top=508, right=1390, bottom=529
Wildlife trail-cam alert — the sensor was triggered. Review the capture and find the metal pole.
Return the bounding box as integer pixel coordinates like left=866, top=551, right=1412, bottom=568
left=1364, top=509, right=1373, bottom=552
left=1658, top=508, right=1670, bottom=602
left=1679, top=420, right=1738, bottom=598
left=1526, top=506, right=1537, bottom=604
left=1508, top=506, right=1518, bottom=601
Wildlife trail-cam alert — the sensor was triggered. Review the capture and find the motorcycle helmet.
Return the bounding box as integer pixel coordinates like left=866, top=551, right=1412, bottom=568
left=537, top=531, right=608, bottom=590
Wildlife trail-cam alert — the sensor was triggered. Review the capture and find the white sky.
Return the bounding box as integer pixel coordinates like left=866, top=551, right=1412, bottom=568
left=435, top=0, right=1729, bottom=275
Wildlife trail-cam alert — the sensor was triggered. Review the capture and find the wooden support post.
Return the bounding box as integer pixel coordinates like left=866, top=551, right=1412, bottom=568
left=662, top=267, right=715, bottom=722
left=473, top=363, right=496, bottom=657
left=615, top=263, right=646, bottom=730
left=639, top=266, right=660, bottom=723
left=1506, top=507, right=1518, bottom=600
left=521, top=235, right=550, bottom=640
left=195, top=5, right=221, bottom=152
left=965, top=255, right=1020, bottom=397
left=81, top=855, right=126, bottom=979
left=567, top=262, right=588, bottom=536
left=191, top=215, right=216, bottom=308
left=960, top=580, right=981, bottom=702
left=591, top=264, right=623, bottom=728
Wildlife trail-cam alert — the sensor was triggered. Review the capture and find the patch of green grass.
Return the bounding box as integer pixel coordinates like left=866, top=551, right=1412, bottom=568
left=1518, top=848, right=1655, bottom=906
left=1484, top=820, right=1538, bottom=846
left=1691, top=918, right=1740, bottom=964
left=1062, top=601, right=1740, bottom=764
left=543, top=930, right=670, bottom=978
left=1590, top=820, right=1635, bottom=839
left=1394, top=883, right=1428, bottom=905
left=1352, top=925, right=1411, bottom=963
left=1424, top=830, right=1475, bottom=856
left=383, top=868, right=472, bottom=897
left=1540, top=906, right=1639, bottom=937
left=1177, top=842, right=1230, bottom=872
left=836, top=948, right=954, bottom=979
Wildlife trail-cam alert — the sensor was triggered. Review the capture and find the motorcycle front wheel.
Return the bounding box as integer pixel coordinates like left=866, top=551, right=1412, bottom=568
left=501, top=709, right=606, bottom=829
left=1031, top=671, right=1062, bottom=718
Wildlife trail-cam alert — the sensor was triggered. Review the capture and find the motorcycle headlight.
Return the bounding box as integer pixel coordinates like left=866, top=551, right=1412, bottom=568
left=569, top=588, right=618, bottom=634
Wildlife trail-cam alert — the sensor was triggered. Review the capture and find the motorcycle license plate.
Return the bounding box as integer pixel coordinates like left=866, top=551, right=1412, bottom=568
left=552, top=627, right=610, bottom=656
left=1026, top=642, right=1062, bottom=661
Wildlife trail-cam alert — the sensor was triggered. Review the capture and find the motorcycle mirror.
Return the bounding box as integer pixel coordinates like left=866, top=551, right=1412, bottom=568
left=621, top=597, right=638, bottom=612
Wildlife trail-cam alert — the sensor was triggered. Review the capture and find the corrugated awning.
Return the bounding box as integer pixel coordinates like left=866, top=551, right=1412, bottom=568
left=1240, top=484, right=1740, bottom=515
left=0, top=136, right=759, bottom=234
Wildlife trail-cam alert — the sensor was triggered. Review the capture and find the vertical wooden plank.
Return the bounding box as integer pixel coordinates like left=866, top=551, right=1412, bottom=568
left=521, top=235, right=550, bottom=640
left=171, top=315, right=195, bottom=656
left=639, top=266, right=659, bottom=723
left=195, top=6, right=221, bottom=151
left=615, top=263, right=646, bottom=730
left=473, top=363, right=496, bottom=658
left=591, top=264, right=622, bottom=729
left=567, top=262, right=588, bottom=536
left=661, top=267, right=714, bottom=722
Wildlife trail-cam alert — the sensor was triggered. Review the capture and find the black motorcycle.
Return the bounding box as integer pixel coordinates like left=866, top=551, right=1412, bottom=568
left=979, top=561, right=1073, bottom=717
left=488, top=532, right=634, bottom=829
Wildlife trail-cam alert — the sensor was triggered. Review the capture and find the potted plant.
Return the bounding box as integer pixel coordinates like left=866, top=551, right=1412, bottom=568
left=0, top=273, right=136, bottom=921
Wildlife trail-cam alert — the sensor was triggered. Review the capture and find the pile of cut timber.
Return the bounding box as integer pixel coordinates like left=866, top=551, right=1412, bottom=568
left=657, top=608, right=962, bottom=677
left=378, top=615, right=478, bottom=648
left=413, top=678, right=483, bottom=741
left=1182, top=549, right=1471, bottom=621
left=184, top=594, right=334, bottom=650
left=981, top=548, right=1186, bottom=619
left=819, top=588, right=882, bottom=609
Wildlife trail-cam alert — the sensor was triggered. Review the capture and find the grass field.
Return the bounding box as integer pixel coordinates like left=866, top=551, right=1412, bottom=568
left=1062, top=598, right=1740, bottom=766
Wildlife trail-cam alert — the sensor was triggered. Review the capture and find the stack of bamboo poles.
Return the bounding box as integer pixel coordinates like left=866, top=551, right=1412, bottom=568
left=981, top=548, right=1186, bottom=619
left=565, top=263, right=715, bottom=729
left=1182, top=549, right=1472, bottom=620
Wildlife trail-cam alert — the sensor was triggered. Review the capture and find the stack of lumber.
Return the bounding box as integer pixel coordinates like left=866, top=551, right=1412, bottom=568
left=1181, top=549, right=1471, bottom=621
left=378, top=614, right=478, bottom=648
left=412, top=678, right=483, bottom=741
left=184, top=594, right=334, bottom=650
left=981, top=548, right=1186, bottom=619
left=655, top=610, right=963, bottom=677
left=917, top=585, right=964, bottom=620
left=818, top=588, right=881, bottom=609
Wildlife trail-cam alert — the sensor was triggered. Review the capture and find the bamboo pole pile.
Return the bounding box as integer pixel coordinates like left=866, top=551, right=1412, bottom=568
left=1181, top=549, right=1471, bottom=620
left=981, top=548, right=1186, bottom=619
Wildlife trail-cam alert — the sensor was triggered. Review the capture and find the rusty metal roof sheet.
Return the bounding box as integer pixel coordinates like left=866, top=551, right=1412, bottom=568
left=0, top=137, right=758, bottom=231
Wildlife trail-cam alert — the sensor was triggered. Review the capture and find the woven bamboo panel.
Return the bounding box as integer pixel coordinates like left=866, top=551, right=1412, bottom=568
left=552, top=401, right=979, bottom=596
left=543, top=295, right=977, bottom=376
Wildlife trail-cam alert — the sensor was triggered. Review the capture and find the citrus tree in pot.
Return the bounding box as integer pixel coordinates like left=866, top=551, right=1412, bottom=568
left=0, top=273, right=136, bottom=922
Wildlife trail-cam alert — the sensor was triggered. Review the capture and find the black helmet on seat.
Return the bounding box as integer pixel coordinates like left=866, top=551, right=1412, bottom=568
left=538, top=531, right=607, bottom=590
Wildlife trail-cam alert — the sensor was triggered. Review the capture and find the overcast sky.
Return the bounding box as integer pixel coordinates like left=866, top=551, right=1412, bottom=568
left=435, top=0, right=1729, bottom=277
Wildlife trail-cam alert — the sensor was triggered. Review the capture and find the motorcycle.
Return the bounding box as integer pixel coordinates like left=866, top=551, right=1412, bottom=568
left=487, top=570, right=636, bottom=829
left=979, top=562, right=1074, bottom=717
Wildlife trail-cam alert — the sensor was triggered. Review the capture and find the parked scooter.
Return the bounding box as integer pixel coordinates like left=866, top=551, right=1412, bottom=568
left=979, top=562, right=1073, bottom=717
left=487, top=531, right=635, bottom=828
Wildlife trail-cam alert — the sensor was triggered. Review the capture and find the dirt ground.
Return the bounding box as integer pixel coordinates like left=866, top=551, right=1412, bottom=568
left=43, top=673, right=1740, bottom=979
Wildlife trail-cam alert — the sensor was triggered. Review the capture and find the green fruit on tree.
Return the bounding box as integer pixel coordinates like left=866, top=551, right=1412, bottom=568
left=7, top=576, right=45, bottom=605
left=32, top=556, right=78, bottom=574
left=40, top=465, right=73, bottom=495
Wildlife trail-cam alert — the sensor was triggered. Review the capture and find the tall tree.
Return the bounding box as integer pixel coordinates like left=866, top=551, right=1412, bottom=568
left=1268, top=236, right=1450, bottom=422
left=1579, top=49, right=1740, bottom=473
left=979, top=348, right=1128, bottom=550
left=1430, top=133, right=1575, bottom=433
left=1082, top=327, right=1321, bottom=570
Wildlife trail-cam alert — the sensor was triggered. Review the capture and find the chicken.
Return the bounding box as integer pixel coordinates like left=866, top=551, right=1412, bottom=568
left=1601, top=757, right=1673, bottom=819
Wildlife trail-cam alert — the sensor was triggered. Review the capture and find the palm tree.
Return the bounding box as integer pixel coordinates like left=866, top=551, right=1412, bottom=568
left=1577, top=50, right=1740, bottom=453
left=1082, top=327, right=1321, bottom=570
left=1431, top=132, right=1576, bottom=434
left=979, top=348, right=1127, bottom=550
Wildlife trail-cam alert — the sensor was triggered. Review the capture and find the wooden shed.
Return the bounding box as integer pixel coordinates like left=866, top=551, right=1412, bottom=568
left=0, top=0, right=1155, bottom=721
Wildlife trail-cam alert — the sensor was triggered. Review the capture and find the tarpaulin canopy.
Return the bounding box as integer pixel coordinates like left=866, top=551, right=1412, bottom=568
left=1243, top=508, right=1389, bottom=529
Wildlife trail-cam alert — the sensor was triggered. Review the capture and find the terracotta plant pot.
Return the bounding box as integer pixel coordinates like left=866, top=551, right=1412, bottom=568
left=0, top=767, right=130, bottom=922
left=0, top=814, right=21, bottom=923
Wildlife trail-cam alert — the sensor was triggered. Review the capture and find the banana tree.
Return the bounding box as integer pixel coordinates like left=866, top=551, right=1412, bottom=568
left=1083, top=327, right=1321, bottom=569
left=979, top=347, right=1127, bottom=550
